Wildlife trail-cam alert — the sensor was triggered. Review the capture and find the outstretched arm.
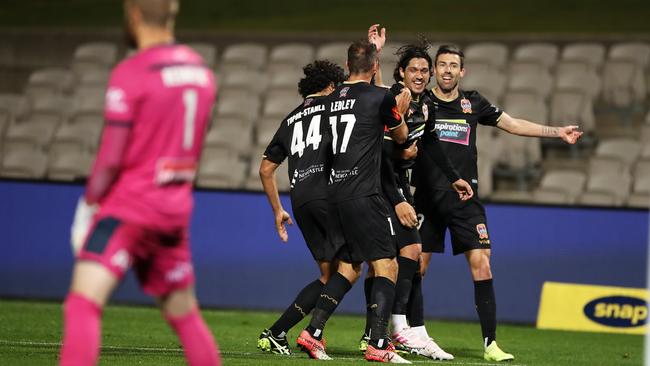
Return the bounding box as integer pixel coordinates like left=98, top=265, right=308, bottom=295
left=259, top=158, right=293, bottom=242
left=496, top=112, right=583, bottom=144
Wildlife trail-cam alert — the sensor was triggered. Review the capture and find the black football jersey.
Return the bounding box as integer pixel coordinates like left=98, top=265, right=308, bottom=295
left=326, top=81, right=402, bottom=202
left=264, top=95, right=331, bottom=208
left=412, top=89, right=502, bottom=193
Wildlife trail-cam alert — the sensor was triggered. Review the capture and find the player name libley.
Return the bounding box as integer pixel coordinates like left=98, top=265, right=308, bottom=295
left=329, top=167, right=359, bottom=184
left=330, top=99, right=356, bottom=112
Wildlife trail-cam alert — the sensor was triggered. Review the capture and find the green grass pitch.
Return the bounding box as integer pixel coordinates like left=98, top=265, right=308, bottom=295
left=0, top=299, right=643, bottom=365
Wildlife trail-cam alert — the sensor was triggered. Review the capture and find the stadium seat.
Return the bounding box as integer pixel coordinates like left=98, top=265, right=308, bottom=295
left=464, top=60, right=498, bottom=75
left=507, top=71, right=553, bottom=101
left=489, top=189, right=530, bottom=203
left=633, top=160, right=650, bottom=178
left=642, top=144, right=650, bottom=160
left=24, top=68, right=74, bottom=98
left=70, top=86, right=105, bottom=122
left=219, top=69, right=268, bottom=95
left=561, top=43, right=606, bottom=72
left=0, top=93, right=28, bottom=122
left=261, top=92, right=302, bottom=118
left=268, top=43, right=315, bottom=72
left=71, top=42, right=119, bottom=74
left=215, top=93, right=261, bottom=121
left=75, top=69, right=110, bottom=89
left=478, top=155, right=494, bottom=198
left=4, top=116, right=60, bottom=151
left=512, top=42, right=559, bottom=71
left=255, top=116, right=281, bottom=146
left=197, top=155, right=247, bottom=189
left=494, top=131, right=541, bottom=169
left=29, top=94, right=71, bottom=123
left=316, top=42, right=349, bottom=68
left=503, top=91, right=548, bottom=122
left=187, top=42, right=217, bottom=68
left=464, top=42, right=509, bottom=71
left=608, top=42, right=650, bottom=70
left=642, top=124, right=650, bottom=142
left=589, top=156, right=628, bottom=176
left=594, top=138, right=641, bottom=166
left=220, top=43, right=267, bottom=72
left=554, top=63, right=602, bottom=102
left=50, top=121, right=102, bottom=156
left=275, top=160, right=290, bottom=192
left=577, top=191, right=617, bottom=207
left=204, top=117, right=254, bottom=156
left=627, top=193, right=649, bottom=208
left=538, top=170, right=587, bottom=203
left=267, top=68, right=303, bottom=92
left=602, top=59, right=646, bottom=108
left=627, top=174, right=650, bottom=208
left=581, top=172, right=631, bottom=206
left=461, top=70, right=506, bottom=103
left=532, top=188, right=570, bottom=204
left=47, top=150, right=94, bottom=181
left=550, top=90, right=595, bottom=133
left=0, top=147, right=48, bottom=179
left=381, top=43, right=402, bottom=67
left=508, top=61, right=548, bottom=78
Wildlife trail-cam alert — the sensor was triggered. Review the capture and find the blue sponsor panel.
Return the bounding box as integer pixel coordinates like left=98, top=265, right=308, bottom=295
left=0, top=181, right=647, bottom=323
left=583, top=296, right=648, bottom=328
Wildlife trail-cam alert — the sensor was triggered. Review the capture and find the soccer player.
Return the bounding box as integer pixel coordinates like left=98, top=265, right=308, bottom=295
left=413, top=45, right=583, bottom=362
left=361, top=34, right=472, bottom=361
left=295, top=39, right=411, bottom=363
left=256, top=60, right=346, bottom=355
left=60, top=1, right=220, bottom=365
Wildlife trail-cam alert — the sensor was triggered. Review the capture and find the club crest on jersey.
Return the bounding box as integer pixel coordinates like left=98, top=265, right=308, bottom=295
left=476, top=223, right=489, bottom=240
left=460, top=98, right=472, bottom=114
left=339, top=87, right=350, bottom=98
left=304, top=98, right=313, bottom=107
left=422, top=103, right=429, bottom=121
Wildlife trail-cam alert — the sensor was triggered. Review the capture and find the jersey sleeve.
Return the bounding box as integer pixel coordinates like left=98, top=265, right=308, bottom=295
left=379, top=90, right=403, bottom=130
left=476, top=93, right=503, bottom=126
left=263, top=124, right=288, bottom=164
left=85, top=64, right=140, bottom=204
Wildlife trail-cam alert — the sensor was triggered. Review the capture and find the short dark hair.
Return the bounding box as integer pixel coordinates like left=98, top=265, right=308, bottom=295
left=347, top=40, right=378, bottom=75
left=298, top=60, right=345, bottom=98
left=126, top=0, right=178, bottom=28
left=434, top=44, right=465, bottom=69
left=392, top=42, right=433, bottom=83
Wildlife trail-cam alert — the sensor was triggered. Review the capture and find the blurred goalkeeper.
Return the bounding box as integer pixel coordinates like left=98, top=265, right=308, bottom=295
left=59, top=1, right=220, bottom=365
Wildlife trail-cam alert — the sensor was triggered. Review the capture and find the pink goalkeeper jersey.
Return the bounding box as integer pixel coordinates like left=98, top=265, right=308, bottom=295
left=85, top=44, right=216, bottom=229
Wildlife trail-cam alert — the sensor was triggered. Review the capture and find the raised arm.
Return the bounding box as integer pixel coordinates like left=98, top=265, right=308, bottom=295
left=496, top=112, right=583, bottom=144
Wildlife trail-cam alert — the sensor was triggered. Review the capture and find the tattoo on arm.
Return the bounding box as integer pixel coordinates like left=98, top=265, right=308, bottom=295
left=542, top=126, right=559, bottom=137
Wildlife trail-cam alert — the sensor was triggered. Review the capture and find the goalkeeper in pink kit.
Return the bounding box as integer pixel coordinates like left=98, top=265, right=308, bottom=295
left=59, top=1, right=220, bottom=365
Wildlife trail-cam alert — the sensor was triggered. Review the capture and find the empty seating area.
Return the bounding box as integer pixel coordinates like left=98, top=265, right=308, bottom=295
left=0, top=38, right=648, bottom=208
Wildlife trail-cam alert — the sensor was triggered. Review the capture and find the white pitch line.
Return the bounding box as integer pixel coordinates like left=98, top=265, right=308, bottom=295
left=0, top=339, right=526, bottom=365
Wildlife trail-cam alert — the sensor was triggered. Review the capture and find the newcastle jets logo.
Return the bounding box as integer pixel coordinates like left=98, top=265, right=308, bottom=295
left=461, top=98, right=472, bottom=114
left=339, top=87, right=350, bottom=98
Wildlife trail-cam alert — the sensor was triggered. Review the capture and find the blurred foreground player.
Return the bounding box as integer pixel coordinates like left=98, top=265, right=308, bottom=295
left=414, top=45, right=583, bottom=362
left=257, top=60, right=345, bottom=355
left=60, top=1, right=220, bottom=365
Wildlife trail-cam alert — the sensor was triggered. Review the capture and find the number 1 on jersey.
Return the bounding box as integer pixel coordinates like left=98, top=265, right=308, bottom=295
left=182, top=89, right=198, bottom=150
left=290, top=115, right=322, bottom=157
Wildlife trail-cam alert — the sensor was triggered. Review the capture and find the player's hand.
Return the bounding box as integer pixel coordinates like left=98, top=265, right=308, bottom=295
left=395, top=201, right=418, bottom=228
left=70, top=197, right=98, bottom=257
left=452, top=179, right=474, bottom=201
left=275, top=209, right=293, bottom=242
left=395, top=87, right=412, bottom=115
left=400, top=141, right=418, bottom=160
left=558, top=125, right=583, bottom=144
left=368, top=24, right=386, bottom=53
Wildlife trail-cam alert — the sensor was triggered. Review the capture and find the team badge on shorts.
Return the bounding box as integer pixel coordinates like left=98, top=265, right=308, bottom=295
left=339, top=87, right=350, bottom=98
left=476, top=223, right=489, bottom=240
left=461, top=98, right=472, bottom=114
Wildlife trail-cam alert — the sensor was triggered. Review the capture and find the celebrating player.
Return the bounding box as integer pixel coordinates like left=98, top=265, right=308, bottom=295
left=256, top=60, right=346, bottom=355
left=296, top=39, right=411, bottom=363
left=360, top=27, right=472, bottom=360
left=414, top=45, right=583, bottom=362
left=59, top=1, right=220, bottom=365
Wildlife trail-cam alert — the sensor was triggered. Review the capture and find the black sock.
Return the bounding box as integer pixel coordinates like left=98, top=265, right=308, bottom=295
left=364, top=277, right=375, bottom=336
left=406, top=271, right=425, bottom=327
left=306, top=272, right=352, bottom=340
left=368, top=276, right=395, bottom=350
left=269, top=279, right=324, bottom=337
left=392, top=256, right=419, bottom=315
left=474, top=279, right=496, bottom=346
